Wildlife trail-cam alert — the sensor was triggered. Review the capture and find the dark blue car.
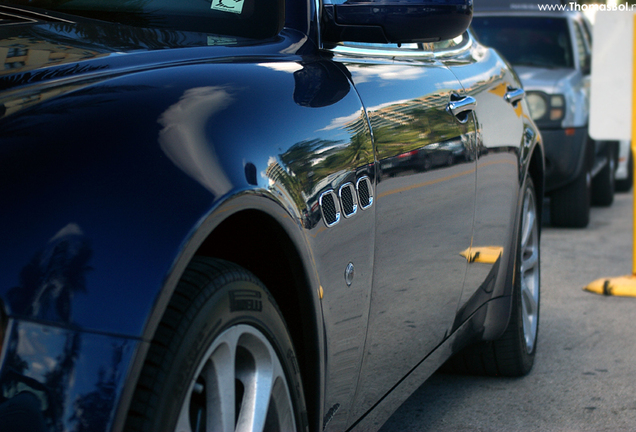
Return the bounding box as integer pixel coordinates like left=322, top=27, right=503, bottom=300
left=0, top=1, right=544, bottom=431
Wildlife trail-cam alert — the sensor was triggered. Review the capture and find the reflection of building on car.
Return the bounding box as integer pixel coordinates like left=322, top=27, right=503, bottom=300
left=0, top=1, right=545, bottom=432
left=379, top=137, right=471, bottom=177
left=472, top=8, right=618, bottom=227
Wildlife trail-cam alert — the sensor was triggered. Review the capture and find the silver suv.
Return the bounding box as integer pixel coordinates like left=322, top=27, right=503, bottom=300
left=472, top=9, right=617, bottom=227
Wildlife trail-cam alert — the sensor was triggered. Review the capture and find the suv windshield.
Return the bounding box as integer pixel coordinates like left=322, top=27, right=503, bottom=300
left=6, top=0, right=283, bottom=39
left=471, top=16, right=573, bottom=69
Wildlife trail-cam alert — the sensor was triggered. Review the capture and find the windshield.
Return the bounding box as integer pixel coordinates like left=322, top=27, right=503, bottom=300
left=6, top=0, right=283, bottom=39
left=471, top=16, right=573, bottom=69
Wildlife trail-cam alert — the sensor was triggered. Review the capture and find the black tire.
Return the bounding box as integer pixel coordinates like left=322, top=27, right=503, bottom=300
left=550, top=157, right=591, bottom=228
left=125, top=257, right=307, bottom=432
left=591, top=145, right=615, bottom=206
left=616, top=148, right=633, bottom=192
left=442, top=177, right=540, bottom=376
left=422, top=156, right=432, bottom=171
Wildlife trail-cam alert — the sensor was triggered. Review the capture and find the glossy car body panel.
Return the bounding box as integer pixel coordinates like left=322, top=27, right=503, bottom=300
left=0, top=2, right=543, bottom=431
left=335, top=50, right=476, bottom=424
left=1, top=19, right=365, bottom=430
left=2, top=30, right=332, bottom=336
left=442, top=33, right=536, bottom=326
left=348, top=295, right=511, bottom=431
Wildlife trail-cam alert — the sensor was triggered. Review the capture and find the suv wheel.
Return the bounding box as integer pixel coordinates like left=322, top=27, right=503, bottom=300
left=550, top=150, right=591, bottom=228
left=591, top=144, right=616, bottom=206
left=616, top=148, right=633, bottom=192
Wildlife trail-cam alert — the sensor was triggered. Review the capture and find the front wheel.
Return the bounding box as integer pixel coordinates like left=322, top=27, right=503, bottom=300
left=503, top=176, right=541, bottom=373
left=125, top=258, right=307, bottom=432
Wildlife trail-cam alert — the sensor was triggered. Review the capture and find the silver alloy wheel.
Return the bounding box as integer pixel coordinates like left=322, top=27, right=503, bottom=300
left=520, top=186, right=540, bottom=353
left=174, top=324, right=297, bottom=432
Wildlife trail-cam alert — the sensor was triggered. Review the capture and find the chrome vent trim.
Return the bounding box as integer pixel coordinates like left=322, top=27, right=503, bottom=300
left=319, top=190, right=341, bottom=227
left=357, top=176, right=374, bottom=210
left=339, top=183, right=358, bottom=218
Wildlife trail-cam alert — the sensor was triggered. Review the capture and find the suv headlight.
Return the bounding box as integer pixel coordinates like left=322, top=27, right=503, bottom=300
left=526, top=91, right=566, bottom=125
left=526, top=93, right=547, bottom=120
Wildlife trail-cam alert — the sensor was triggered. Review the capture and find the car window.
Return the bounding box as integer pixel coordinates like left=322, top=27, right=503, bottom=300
left=6, top=0, right=284, bottom=39
left=471, top=16, right=574, bottom=68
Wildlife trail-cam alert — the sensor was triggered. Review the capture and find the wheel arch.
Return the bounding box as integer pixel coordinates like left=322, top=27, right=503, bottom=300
left=116, top=192, right=324, bottom=432
left=528, top=138, right=546, bottom=235
left=195, top=208, right=322, bottom=431
left=497, top=135, right=545, bottom=324
left=477, top=136, right=545, bottom=342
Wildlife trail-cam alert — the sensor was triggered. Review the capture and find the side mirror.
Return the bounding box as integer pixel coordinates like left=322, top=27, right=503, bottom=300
left=322, top=0, right=473, bottom=44
left=581, top=64, right=591, bottom=76
left=581, top=56, right=591, bottom=76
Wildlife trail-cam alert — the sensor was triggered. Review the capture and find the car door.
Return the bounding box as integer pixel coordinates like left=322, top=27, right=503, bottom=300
left=441, top=32, right=534, bottom=324
left=328, top=41, right=478, bottom=422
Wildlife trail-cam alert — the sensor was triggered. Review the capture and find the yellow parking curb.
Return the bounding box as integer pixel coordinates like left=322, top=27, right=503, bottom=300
left=584, top=275, right=636, bottom=297
left=460, top=246, right=503, bottom=264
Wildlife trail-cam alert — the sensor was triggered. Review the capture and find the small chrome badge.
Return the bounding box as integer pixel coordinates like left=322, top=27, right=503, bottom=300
left=345, top=262, right=355, bottom=286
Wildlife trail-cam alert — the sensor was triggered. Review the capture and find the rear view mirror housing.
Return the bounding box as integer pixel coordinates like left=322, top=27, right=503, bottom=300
left=321, top=0, right=473, bottom=44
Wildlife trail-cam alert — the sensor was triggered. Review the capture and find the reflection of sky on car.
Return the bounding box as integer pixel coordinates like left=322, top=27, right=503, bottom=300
left=158, top=85, right=234, bottom=196
left=257, top=62, right=303, bottom=73
left=247, top=62, right=360, bottom=144
left=346, top=64, right=427, bottom=84
left=346, top=64, right=459, bottom=108
left=320, top=98, right=414, bottom=132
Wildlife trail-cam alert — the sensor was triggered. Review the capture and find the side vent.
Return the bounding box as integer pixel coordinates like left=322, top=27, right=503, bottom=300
left=357, top=176, right=374, bottom=210
left=319, top=190, right=341, bottom=227
left=339, top=183, right=358, bottom=218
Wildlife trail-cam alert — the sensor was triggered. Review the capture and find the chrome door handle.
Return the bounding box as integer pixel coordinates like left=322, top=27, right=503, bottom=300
left=447, top=95, right=476, bottom=123
left=504, top=88, right=525, bottom=105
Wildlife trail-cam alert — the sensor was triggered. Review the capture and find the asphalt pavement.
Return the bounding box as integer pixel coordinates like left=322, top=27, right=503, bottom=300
left=380, top=190, right=636, bottom=431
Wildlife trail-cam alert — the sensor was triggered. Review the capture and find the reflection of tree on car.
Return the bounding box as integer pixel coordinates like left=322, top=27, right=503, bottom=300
left=379, top=136, right=471, bottom=178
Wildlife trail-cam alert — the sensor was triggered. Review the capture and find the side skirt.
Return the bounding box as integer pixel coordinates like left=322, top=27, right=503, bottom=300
left=347, top=296, right=510, bottom=432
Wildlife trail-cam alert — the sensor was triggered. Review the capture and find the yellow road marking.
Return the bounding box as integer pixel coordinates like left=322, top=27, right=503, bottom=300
left=378, top=167, right=476, bottom=199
